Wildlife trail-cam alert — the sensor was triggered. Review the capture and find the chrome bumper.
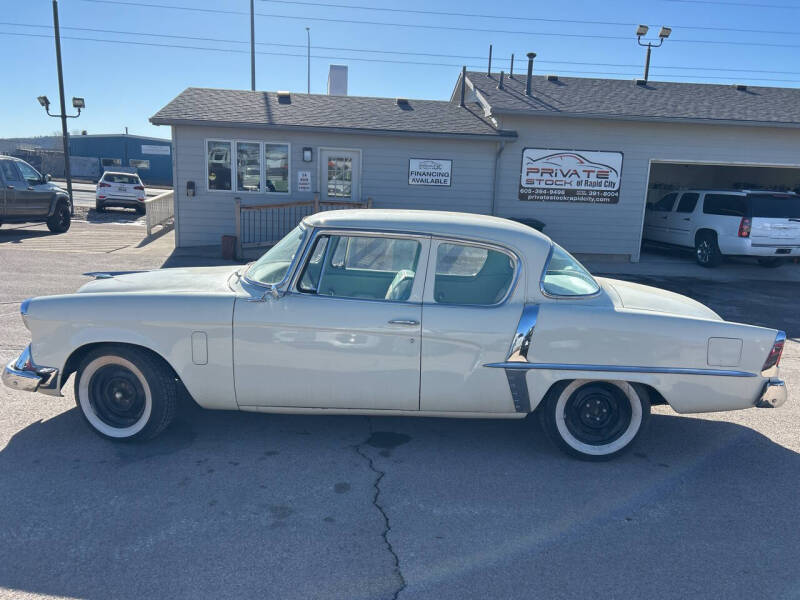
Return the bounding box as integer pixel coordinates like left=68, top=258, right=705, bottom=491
left=755, top=379, right=788, bottom=408
left=1, top=345, right=58, bottom=393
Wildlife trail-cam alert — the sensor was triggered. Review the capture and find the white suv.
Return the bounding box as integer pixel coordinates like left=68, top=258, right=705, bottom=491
left=96, top=171, right=147, bottom=214
left=644, top=190, right=800, bottom=267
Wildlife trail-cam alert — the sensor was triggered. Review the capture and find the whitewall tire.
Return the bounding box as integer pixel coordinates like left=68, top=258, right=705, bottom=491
left=539, top=379, right=650, bottom=461
left=74, top=346, right=177, bottom=441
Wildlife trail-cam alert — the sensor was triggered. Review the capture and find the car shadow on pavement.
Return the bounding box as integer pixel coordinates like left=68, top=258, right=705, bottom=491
left=0, top=228, right=58, bottom=243
left=0, top=406, right=798, bottom=599
left=81, top=207, right=144, bottom=225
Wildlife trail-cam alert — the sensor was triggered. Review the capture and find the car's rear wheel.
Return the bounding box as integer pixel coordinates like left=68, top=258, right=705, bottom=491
left=757, top=257, right=783, bottom=268
left=46, top=201, right=71, bottom=233
left=74, top=346, right=177, bottom=441
left=135, top=205, right=146, bottom=215
left=539, top=380, right=650, bottom=461
left=695, top=232, right=722, bottom=267
left=95, top=201, right=105, bottom=212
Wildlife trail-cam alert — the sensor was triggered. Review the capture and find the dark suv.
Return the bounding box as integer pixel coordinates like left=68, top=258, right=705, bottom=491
left=0, top=156, right=71, bottom=233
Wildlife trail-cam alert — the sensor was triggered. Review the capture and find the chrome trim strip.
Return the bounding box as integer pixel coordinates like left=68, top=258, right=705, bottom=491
left=484, top=362, right=757, bottom=378
left=507, top=304, right=539, bottom=362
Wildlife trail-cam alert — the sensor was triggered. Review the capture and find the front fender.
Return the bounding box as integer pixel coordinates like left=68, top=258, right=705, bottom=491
left=26, top=293, right=238, bottom=410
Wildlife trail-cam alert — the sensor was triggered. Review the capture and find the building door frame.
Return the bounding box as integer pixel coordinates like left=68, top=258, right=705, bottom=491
left=318, top=147, right=362, bottom=203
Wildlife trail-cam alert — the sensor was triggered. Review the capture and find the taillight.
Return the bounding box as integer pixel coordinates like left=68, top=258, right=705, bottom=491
left=134, top=185, right=144, bottom=191
left=98, top=182, right=111, bottom=188
left=762, top=331, right=786, bottom=372
left=738, top=217, right=751, bottom=238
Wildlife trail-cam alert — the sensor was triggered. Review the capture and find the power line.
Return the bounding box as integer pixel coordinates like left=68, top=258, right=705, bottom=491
left=6, top=22, right=800, bottom=77
left=663, top=0, right=799, bottom=7
left=4, top=30, right=800, bottom=84
left=257, top=0, right=800, bottom=36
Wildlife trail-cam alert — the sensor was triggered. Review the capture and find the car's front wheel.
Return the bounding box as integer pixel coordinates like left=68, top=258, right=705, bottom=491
left=539, top=380, right=650, bottom=460
left=46, top=200, right=71, bottom=233
left=74, top=346, right=177, bottom=441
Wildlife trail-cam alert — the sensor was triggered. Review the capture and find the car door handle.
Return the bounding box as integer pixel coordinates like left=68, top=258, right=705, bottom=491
left=7, top=185, right=13, bottom=189
left=388, top=319, right=419, bottom=326
left=27, top=186, right=35, bottom=190
left=683, top=217, right=691, bottom=221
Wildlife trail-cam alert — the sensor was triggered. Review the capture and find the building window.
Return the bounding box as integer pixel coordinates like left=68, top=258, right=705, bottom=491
left=101, top=158, right=121, bottom=167
left=327, top=156, right=352, bottom=198
left=236, top=142, right=261, bottom=192
left=207, top=140, right=232, bottom=191
left=129, top=159, right=150, bottom=170
left=265, top=143, right=289, bottom=193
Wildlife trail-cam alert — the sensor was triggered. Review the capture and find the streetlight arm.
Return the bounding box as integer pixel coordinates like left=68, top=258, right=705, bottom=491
left=637, top=36, right=664, bottom=48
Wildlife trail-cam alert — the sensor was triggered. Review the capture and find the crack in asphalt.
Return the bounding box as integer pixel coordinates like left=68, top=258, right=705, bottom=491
left=354, top=418, right=407, bottom=600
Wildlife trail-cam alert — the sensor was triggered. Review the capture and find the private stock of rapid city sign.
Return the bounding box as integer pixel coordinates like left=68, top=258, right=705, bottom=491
left=519, top=148, right=623, bottom=203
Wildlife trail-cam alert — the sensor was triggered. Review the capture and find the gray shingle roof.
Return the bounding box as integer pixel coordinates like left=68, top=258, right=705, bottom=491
left=465, top=71, right=800, bottom=127
left=150, top=87, right=514, bottom=139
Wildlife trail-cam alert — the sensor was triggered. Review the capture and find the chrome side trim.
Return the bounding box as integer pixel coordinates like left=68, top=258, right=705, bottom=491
left=504, top=370, right=531, bottom=412
left=484, top=361, right=757, bottom=378
left=507, top=304, right=539, bottom=362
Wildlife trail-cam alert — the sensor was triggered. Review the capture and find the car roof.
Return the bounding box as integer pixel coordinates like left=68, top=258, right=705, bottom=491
left=102, top=171, right=141, bottom=177
left=302, top=209, right=552, bottom=254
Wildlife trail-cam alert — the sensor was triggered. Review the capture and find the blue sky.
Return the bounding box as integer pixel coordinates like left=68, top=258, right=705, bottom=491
left=2, top=0, right=800, bottom=138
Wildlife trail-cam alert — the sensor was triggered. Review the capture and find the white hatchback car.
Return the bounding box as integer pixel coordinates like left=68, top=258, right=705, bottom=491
left=644, top=190, right=800, bottom=267
left=95, top=171, right=147, bottom=214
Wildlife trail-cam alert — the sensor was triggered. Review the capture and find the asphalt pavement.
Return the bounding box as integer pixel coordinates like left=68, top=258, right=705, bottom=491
left=0, top=223, right=798, bottom=600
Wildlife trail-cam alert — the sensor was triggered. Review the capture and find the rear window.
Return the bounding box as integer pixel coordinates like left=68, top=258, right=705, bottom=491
left=703, top=194, right=747, bottom=217
left=748, top=194, right=800, bottom=219
left=102, top=174, right=139, bottom=184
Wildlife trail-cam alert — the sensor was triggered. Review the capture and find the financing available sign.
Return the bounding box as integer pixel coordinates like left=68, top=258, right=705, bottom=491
left=519, top=148, right=623, bottom=203
left=409, top=158, right=452, bottom=186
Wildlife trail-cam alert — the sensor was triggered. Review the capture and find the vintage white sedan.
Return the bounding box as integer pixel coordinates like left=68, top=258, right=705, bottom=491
left=2, top=210, right=789, bottom=460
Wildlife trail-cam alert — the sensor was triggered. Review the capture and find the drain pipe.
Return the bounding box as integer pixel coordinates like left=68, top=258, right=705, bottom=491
left=490, top=140, right=506, bottom=216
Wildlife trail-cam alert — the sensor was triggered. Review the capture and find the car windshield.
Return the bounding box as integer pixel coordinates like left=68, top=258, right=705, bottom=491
left=541, top=244, right=600, bottom=297
left=749, top=194, right=800, bottom=219
left=246, top=225, right=306, bottom=285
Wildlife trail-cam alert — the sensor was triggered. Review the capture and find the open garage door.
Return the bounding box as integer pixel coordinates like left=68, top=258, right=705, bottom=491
left=642, top=161, right=800, bottom=264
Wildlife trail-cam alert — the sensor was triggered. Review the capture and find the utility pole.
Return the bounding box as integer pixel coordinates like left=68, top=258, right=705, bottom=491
left=306, top=27, right=311, bottom=94
left=52, top=0, right=74, bottom=215
left=250, top=0, right=256, bottom=90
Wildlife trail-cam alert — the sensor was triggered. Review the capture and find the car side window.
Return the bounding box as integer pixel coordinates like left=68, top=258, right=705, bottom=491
left=652, top=193, right=678, bottom=212
left=0, top=160, right=21, bottom=183
left=433, top=243, right=515, bottom=305
left=703, top=194, right=747, bottom=217
left=16, top=161, right=42, bottom=185
left=676, top=192, right=699, bottom=213
left=298, top=234, right=421, bottom=302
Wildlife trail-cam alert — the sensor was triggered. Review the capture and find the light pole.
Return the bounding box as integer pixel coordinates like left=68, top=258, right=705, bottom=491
left=306, top=27, right=311, bottom=94
left=250, top=0, right=256, bottom=90
left=42, top=0, right=83, bottom=215
left=636, top=25, right=672, bottom=83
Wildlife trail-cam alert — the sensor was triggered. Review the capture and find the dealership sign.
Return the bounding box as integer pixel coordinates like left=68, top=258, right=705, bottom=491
left=519, top=148, right=623, bottom=203
left=409, top=158, right=452, bottom=186
left=141, top=144, right=171, bottom=156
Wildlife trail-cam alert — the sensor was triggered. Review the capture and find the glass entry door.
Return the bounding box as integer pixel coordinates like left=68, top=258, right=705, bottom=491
left=320, top=149, right=360, bottom=203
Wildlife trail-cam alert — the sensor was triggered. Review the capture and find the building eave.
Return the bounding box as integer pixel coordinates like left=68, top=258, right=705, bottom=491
left=149, top=117, right=517, bottom=140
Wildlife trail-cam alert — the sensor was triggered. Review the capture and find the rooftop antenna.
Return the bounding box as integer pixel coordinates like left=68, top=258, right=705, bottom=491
left=487, top=44, right=493, bottom=77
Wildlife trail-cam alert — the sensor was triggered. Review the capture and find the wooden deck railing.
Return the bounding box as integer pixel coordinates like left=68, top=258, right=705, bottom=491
left=234, top=195, right=373, bottom=259
left=144, top=190, right=174, bottom=236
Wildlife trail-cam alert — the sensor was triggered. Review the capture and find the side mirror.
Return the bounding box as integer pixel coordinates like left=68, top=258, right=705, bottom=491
left=44, top=174, right=51, bottom=183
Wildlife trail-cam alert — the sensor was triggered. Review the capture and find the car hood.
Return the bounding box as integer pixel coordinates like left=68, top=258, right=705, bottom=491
left=598, top=277, right=722, bottom=321
left=77, top=265, right=239, bottom=295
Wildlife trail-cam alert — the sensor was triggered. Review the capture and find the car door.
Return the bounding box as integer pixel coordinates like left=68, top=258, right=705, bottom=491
left=667, top=192, right=700, bottom=247
left=233, top=230, right=430, bottom=410
left=13, top=160, right=53, bottom=216
left=419, top=239, right=524, bottom=413
left=644, top=193, right=677, bottom=243
left=0, top=160, right=25, bottom=218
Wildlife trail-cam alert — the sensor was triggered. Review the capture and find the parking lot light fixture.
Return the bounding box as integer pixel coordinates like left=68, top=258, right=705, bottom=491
left=636, top=24, right=671, bottom=84
left=37, top=95, right=50, bottom=109
left=72, top=97, right=85, bottom=110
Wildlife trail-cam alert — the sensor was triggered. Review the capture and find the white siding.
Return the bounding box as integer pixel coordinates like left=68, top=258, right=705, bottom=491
left=172, top=125, right=498, bottom=247
left=495, top=115, right=800, bottom=260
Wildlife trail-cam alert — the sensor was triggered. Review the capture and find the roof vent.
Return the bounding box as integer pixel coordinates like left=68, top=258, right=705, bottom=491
left=634, top=78, right=647, bottom=86
left=396, top=98, right=409, bottom=106
left=277, top=90, right=291, bottom=104
left=546, top=74, right=558, bottom=82
left=734, top=83, right=747, bottom=91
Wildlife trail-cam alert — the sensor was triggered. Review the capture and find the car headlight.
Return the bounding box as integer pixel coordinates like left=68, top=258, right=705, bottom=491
left=20, top=298, right=32, bottom=330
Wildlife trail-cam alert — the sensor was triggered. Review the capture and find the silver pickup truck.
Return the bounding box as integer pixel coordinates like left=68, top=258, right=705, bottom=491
left=0, top=156, right=71, bottom=233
